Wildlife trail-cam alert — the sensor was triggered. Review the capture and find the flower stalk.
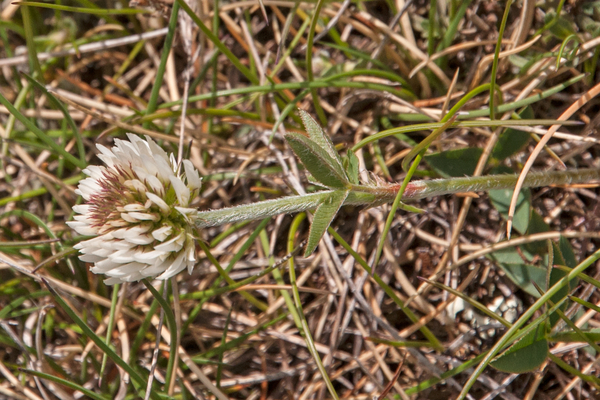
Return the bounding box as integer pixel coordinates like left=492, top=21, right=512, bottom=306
left=70, top=114, right=600, bottom=283
left=195, top=167, right=600, bottom=228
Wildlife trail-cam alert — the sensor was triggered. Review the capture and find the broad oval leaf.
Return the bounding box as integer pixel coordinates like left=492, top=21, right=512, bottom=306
left=286, top=132, right=349, bottom=189
left=488, top=247, right=547, bottom=298
left=424, top=147, right=482, bottom=177
left=491, top=324, right=549, bottom=373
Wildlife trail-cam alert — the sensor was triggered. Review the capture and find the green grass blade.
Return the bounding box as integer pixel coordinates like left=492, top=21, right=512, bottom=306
left=489, top=0, right=513, bottom=119
left=0, top=175, right=83, bottom=207
left=42, top=278, right=161, bottom=400
left=0, top=91, right=86, bottom=169
left=176, top=0, right=258, bottom=85
left=22, top=73, right=86, bottom=165
left=328, top=228, right=444, bottom=351
left=198, top=241, right=267, bottom=311
left=421, top=277, right=512, bottom=328
left=353, top=119, right=581, bottom=151
left=14, top=2, right=148, bottom=14
left=20, top=369, right=109, bottom=400
left=141, top=280, right=178, bottom=392
left=143, top=1, right=180, bottom=126
left=288, top=220, right=339, bottom=400
left=306, top=0, right=329, bottom=125
left=20, top=5, right=43, bottom=81
left=99, top=284, right=120, bottom=385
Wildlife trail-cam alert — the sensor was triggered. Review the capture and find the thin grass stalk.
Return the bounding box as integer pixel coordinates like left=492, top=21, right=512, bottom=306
left=42, top=278, right=162, bottom=400
left=99, top=284, right=120, bottom=385
left=327, top=228, right=444, bottom=350
left=306, top=0, right=329, bottom=125
left=198, top=241, right=267, bottom=311
left=287, top=215, right=339, bottom=400
left=373, top=150, right=425, bottom=271
left=176, top=0, right=258, bottom=84
left=143, top=1, right=180, bottom=128
left=142, top=280, right=178, bottom=395
left=489, top=0, right=513, bottom=119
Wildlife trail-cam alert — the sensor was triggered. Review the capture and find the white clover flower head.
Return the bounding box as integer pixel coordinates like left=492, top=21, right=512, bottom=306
left=68, top=134, right=202, bottom=285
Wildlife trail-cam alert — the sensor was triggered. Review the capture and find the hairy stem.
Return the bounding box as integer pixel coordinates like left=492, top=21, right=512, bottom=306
left=195, top=168, right=600, bottom=228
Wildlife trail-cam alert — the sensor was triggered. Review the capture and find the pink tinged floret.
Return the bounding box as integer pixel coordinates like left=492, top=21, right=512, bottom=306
left=124, top=179, right=147, bottom=193
left=76, top=179, right=102, bottom=200
left=108, top=220, right=130, bottom=228
left=120, top=213, right=138, bottom=223
left=123, top=203, right=147, bottom=212
left=142, top=172, right=165, bottom=196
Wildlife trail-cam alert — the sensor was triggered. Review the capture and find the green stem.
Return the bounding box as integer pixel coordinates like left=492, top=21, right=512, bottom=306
left=195, top=168, right=600, bottom=228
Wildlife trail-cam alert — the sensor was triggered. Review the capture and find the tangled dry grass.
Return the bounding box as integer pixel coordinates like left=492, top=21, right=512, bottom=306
left=1, top=0, right=600, bottom=399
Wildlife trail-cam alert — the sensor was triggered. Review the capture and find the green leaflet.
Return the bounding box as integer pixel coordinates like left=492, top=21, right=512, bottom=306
left=286, top=131, right=349, bottom=189
left=344, top=149, right=360, bottom=185
left=298, top=109, right=344, bottom=168
left=305, top=190, right=348, bottom=256
left=491, top=322, right=548, bottom=373
left=424, top=147, right=482, bottom=178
